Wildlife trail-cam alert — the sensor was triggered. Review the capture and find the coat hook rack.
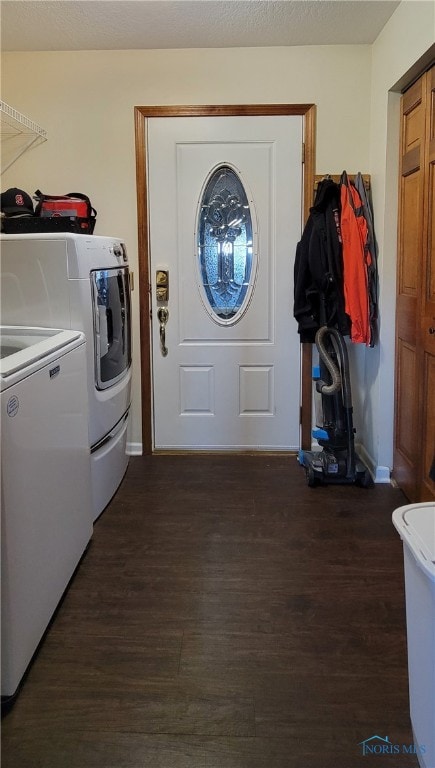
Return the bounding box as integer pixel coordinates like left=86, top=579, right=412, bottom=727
left=313, top=173, right=371, bottom=199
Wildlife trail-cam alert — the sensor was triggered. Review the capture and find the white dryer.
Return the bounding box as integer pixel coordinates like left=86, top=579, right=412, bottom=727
left=0, top=233, right=132, bottom=520
left=1, top=326, right=93, bottom=702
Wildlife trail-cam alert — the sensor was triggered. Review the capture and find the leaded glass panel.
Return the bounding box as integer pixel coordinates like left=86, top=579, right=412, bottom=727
left=197, top=165, right=255, bottom=323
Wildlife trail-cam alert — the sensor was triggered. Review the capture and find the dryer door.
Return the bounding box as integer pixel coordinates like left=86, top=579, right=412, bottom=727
left=92, top=267, right=131, bottom=390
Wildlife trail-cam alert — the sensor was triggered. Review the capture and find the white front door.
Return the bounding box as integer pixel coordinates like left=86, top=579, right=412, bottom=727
left=147, top=116, right=303, bottom=450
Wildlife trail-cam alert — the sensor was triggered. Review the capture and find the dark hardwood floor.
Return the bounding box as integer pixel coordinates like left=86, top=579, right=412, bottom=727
left=2, top=455, right=418, bottom=767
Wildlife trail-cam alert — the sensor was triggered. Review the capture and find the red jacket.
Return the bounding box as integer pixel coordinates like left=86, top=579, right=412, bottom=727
left=340, top=173, right=370, bottom=345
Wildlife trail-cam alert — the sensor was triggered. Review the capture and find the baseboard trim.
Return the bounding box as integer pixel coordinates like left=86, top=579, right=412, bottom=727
left=126, top=442, right=143, bottom=456
left=356, top=442, right=391, bottom=484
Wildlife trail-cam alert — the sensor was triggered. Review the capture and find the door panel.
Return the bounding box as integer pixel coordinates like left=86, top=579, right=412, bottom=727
left=400, top=173, right=421, bottom=296
left=147, top=116, right=302, bottom=450
left=396, top=340, right=418, bottom=465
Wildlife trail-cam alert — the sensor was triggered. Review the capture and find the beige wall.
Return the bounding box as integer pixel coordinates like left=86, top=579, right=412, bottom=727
left=1, top=44, right=372, bottom=450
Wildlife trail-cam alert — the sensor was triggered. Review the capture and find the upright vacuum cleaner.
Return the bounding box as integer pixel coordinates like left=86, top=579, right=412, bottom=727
left=298, top=325, right=373, bottom=488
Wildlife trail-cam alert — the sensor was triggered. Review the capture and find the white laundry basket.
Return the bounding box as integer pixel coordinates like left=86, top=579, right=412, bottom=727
left=393, top=502, right=435, bottom=768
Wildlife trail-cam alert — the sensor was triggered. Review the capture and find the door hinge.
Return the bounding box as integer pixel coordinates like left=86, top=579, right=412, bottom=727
left=300, top=405, right=303, bottom=425
left=302, top=142, right=305, bottom=164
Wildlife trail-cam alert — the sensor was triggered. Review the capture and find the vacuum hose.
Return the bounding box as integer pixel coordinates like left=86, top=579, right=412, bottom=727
left=315, top=326, right=341, bottom=395
left=315, top=326, right=353, bottom=409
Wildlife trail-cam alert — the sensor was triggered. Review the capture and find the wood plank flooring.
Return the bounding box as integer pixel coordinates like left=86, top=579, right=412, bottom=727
left=1, top=455, right=419, bottom=767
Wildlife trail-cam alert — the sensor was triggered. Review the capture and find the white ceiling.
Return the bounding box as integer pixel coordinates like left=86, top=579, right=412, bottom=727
left=1, top=0, right=401, bottom=52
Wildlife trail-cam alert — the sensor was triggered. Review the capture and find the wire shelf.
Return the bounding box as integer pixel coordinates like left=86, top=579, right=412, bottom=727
left=0, top=101, right=47, bottom=174
left=0, top=101, right=47, bottom=138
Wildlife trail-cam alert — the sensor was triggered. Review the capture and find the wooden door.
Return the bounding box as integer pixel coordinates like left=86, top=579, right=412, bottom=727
left=420, top=66, right=435, bottom=501
left=394, top=66, right=435, bottom=503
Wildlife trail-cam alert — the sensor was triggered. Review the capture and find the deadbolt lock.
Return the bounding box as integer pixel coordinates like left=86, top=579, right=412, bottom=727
left=156, top=269, right=169, bottom=302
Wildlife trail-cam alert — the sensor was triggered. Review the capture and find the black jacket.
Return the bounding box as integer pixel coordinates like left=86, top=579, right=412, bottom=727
left=293, top=179, right=350, bottom=342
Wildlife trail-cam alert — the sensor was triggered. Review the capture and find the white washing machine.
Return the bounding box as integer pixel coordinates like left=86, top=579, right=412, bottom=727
left=1, top=326, right=93, bottom=702
left=0, top=233, right=132, bottom=520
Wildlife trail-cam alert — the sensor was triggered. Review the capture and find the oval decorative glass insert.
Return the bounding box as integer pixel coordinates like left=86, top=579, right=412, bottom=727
left=197, top=164, right=255, bottom=323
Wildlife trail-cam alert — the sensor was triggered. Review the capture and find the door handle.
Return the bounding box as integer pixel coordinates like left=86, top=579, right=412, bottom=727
left=429, top=327, right=435, bottom=335
left=157, top=306, right=169, bottom=357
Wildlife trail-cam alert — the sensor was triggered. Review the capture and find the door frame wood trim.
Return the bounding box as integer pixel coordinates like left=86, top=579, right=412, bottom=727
left=134, top=104, right=316, bottom=454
